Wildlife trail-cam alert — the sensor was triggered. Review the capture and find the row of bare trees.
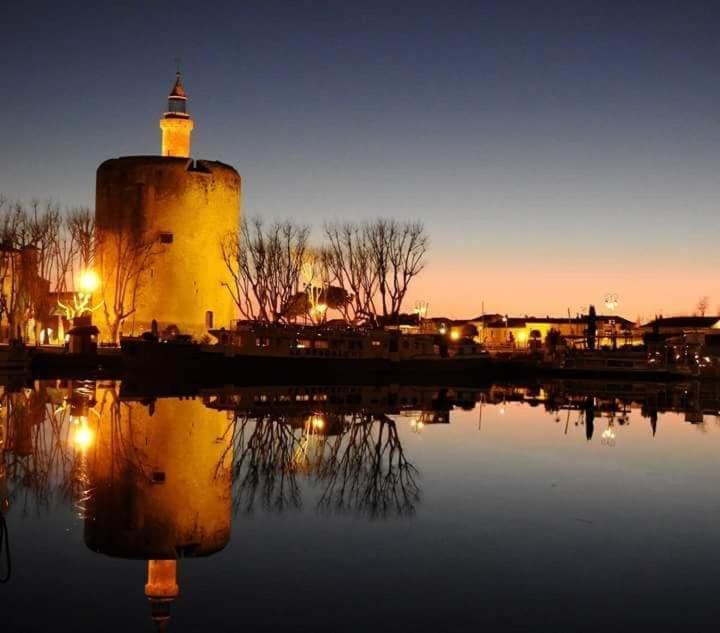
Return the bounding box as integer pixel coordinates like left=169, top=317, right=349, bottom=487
left=0, top=198, right=95, bottom=342
left=0, top=197, right=163, bottom=344
left=220, top=217, right=429, bottom=325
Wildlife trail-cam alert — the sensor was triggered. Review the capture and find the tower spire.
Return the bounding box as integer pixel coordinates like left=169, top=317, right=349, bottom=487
left=160, top=70, right=194, bottom=157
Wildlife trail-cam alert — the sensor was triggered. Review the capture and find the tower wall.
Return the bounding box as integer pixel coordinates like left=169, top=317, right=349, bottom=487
left=160, top=117, right=193, bottom=157
left=84, top=392, right=233, bottom=559
left=95, top=156, right=240, bottom=341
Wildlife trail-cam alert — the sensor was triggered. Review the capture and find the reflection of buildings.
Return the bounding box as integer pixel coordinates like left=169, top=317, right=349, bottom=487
left=84, top=393, right=233, bottom=631
left=482, top=379, right=720, bottom=438
left=201, top=384, right=472, bottom=422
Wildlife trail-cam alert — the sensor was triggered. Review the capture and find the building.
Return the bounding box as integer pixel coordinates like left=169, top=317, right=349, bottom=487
left=635, top=316, right=720, bottom=339
left=95, top=72, right=241, bottom=341
left=0, top=244, right=51, bottom=343
left=470, top=314, right=636, bottom=350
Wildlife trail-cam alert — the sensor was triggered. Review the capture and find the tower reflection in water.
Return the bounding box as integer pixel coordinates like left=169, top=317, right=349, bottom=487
left=4, top=378, right=719, bottom=630
left=82, top=390, right=233, bottom=631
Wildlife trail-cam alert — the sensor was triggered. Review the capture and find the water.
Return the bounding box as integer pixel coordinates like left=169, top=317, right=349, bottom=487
left=1, top=379, right=719, bottom=632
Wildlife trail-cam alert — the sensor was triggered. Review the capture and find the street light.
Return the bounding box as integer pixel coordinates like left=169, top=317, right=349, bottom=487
left=78, top=270, right=100, bottom=295
left=57, top=268, right=103, bottom=323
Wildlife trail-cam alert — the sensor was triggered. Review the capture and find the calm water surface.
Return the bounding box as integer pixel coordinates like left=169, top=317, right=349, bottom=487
left=1, top=380, right=719, bottom=632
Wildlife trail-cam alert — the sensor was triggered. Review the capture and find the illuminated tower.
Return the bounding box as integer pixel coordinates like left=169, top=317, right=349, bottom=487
left=160, top=73, right=194, bottom=158
left=95, top=72, right=241, bottom=341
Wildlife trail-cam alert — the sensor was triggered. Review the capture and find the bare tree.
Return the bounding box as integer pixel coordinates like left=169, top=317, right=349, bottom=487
left=97, top=226, right=163, bottom=343
left=324, top=222, right=379, bottom=323
left=220, top=216, right=310, bottom=323
left=0, top=199, right=24, bottom=340
left=366, top=219, right=428, bottom=320
left=696, top=296, right=710, bottom=317
left=0, top=199, right=59, bottom=342
left=66, top=208, right=95, bottom=272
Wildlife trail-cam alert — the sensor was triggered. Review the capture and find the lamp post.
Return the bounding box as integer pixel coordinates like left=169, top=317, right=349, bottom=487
left=604, top=293, right=619, bottom=350
left=414, top=301, right=428, bottom=329
left=61, top=269, right=102, bottom=354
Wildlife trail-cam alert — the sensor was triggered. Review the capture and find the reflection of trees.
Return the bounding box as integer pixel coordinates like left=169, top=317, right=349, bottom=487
left=1, top=386, right=88, bottom=514
left=229, top=411, right=419, bottom=519
left=316, top=414, right=419, bottom=519
left=231, top=414, right=303, bottom=514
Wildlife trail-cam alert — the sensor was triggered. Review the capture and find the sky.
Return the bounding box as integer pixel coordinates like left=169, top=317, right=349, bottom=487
left=1, top=0, right=719, bottom=321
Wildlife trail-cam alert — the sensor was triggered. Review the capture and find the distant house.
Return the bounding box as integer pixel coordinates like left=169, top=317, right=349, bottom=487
left=636, top=316, right=720, bottom=339
left=470, top=314, right=635, bottom=349
left=0, top=244, right=52, bottom=343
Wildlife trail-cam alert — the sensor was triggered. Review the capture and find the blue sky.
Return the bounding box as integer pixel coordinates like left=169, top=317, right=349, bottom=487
left=2, top=1, right=719, bottom=317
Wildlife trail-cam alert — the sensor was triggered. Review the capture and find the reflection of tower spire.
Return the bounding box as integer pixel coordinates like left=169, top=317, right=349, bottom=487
left=650, top=411, right=658, bottom=437
left=145, top=559, right=179, bottom=632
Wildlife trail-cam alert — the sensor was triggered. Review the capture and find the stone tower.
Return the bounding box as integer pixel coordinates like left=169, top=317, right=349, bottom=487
left=95, top=73, right=241, bottom=341
left=159, top=72, right=193, bottom=157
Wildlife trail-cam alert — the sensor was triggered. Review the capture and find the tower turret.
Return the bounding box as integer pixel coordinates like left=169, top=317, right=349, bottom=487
left=160, top=72, right=194, bottom=157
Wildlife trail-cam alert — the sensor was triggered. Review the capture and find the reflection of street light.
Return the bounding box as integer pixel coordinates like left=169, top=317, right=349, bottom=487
left=310, top=415, right=325, bottom=431
left=72, top=418, right=94, bottom=451
left=601, top=426, right=616, bottom=446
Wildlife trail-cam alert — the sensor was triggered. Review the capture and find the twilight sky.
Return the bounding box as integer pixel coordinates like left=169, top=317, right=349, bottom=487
left=2, top=0, right=719, bottom=321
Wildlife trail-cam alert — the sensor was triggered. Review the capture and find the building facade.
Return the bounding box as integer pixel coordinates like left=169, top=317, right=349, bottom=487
left=95, top=73, right=241, bottom=341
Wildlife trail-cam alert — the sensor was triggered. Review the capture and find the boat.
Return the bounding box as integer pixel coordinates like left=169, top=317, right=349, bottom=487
left=559, top=350, right=684, bottom=378
left=201, top=322, right=492, bottom=380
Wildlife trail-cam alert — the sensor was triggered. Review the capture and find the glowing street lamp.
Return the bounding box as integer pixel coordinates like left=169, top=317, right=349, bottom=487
left=58, top=268, right=103, bottom=320
left=78, top=269, right=100, bottom=295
